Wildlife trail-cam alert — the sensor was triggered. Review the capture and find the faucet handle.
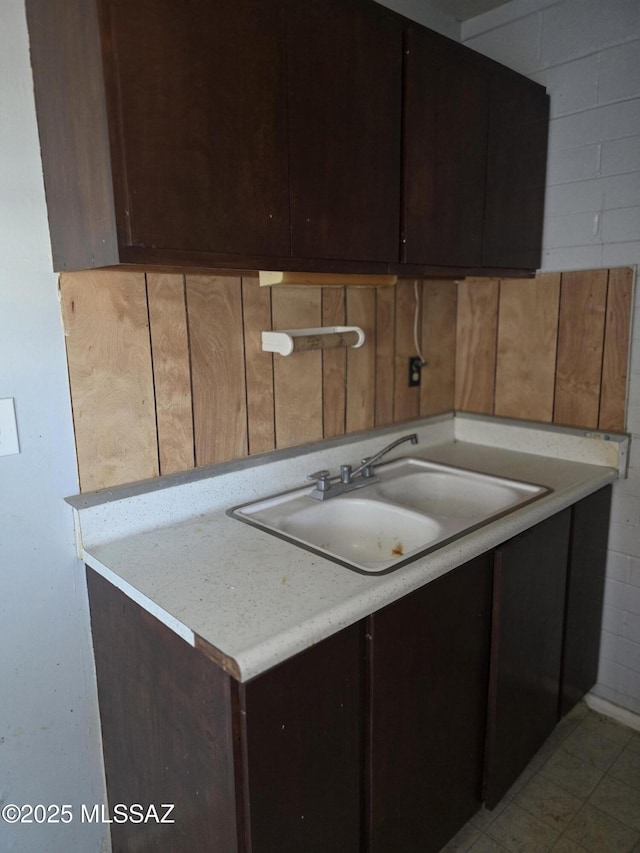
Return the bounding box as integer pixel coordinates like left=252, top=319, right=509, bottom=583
left=360, top=457, right=375, bottom=479
left=307, top=470, right=332, bottom=492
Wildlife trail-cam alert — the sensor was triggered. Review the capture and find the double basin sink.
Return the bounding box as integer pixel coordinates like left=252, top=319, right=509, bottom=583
left=230, top=457, right=550, bottom=574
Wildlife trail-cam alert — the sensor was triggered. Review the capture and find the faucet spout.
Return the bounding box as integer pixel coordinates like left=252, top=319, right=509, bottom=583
left=343, top=433, right=419, bottom=484
left=307, top=433, right=419, bottom=500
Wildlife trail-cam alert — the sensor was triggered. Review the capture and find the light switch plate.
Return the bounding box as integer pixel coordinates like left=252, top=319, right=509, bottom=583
left=0, top=398, right=20, bottom=456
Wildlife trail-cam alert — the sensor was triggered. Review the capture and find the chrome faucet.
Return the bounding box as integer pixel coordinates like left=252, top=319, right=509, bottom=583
left=307, top=433, right=418, bottom=500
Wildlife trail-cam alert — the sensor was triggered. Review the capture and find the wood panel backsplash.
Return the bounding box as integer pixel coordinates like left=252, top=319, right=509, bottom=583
left=60, top=272, right=456, bottom=492
left=455, top=267, right=634, bottom=431
left=61, top=267, right=633, bottom=493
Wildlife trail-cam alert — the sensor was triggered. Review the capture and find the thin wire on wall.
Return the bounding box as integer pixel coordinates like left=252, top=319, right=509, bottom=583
left=413, top=280, right=427, bottom=366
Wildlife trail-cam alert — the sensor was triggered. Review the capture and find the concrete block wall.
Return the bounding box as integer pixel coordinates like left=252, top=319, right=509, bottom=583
left=463, top=0, right=640, bottom=715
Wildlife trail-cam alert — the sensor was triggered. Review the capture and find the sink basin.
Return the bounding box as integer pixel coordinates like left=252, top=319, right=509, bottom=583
left=377, top=473, right=521, bottom=517
left=230, top=457, right=550, bottom=574
left=246, top=496, right=442, bottom=571
left=374, top=461, right=543, bottom=518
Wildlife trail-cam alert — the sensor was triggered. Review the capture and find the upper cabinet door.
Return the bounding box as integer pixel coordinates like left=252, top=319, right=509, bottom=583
left=482, top=68, right=549, bottom=270
left=104, top=0, right=291, bottom=258
left=286, top=0, right=403, bottom=263
left=402, top=28, right=489, bottom=267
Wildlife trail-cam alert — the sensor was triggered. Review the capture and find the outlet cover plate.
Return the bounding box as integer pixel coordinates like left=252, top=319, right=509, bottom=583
left=408, top=357, right=422, bottom=388
left=0, top=398, right=20, bottom=456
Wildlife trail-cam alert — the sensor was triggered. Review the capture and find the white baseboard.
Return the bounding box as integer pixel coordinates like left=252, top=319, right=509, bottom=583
left=585, top=693, right=640, bottom=732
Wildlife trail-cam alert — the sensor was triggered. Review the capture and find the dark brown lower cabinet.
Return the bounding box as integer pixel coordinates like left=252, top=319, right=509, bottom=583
left=484, top=511, right=571, bottom=808
left=243, top=627, right=363, bottom=853
left=86, top=568, right=363, bottom=853
left=560, top=486, right=613, bottom=717
left=369, top=553, right=493, bottom=853
left=86, top=492, right=611, bottom=851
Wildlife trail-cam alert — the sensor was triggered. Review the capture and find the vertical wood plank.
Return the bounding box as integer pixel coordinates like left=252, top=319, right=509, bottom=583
left=375, top=287, right=396, bottom=427
left=494, top=273, right=560, bottom=422
left=242, top=277, right=275, bottom=455
left=455, top=278, right=499, bottom=414
left=599, top=267, right=634, bottom=432
left=394, top=280, right=421, bottom=422
left=60, top=270, right=158, bottom=492
left=322, top=287, right=346, bottom=439
left=345, top=288, right=376, bottom=433
left=272, top=287, right=323, bottom=448
left=186, top=275, right=248, bottom=466
left=419, top=280, right=457, bottom=416
left=147, top=273, right=195, bottom=475
left=554, top=270, right=608, bottom=428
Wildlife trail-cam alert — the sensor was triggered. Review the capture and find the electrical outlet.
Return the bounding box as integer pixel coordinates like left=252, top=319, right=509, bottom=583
left=408, top=357, right=422, bottom=388
left=0, top=398, right=20, bottom=456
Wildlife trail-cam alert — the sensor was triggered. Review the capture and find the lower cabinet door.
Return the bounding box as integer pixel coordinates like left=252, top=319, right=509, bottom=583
left=87, top=568, right=242, bottom=853
left=484, top=510, right=571, bottom=808
left=369, top=553, right=493, bottom=853
left=561, top=486, right=612, bottom=717
left=244, top=622, right=364, bottom=853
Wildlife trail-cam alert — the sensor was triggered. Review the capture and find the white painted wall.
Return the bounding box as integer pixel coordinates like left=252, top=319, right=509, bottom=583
left=463, top=0, right=640, bottom=715
left=0, top=2, right=108, bottom=851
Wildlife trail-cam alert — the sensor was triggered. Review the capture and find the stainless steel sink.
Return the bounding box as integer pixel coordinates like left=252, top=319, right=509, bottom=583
left=229, top=458, right=550, bottom=574
left=373, top=459, right=544, bottom=518
left=231, top=491, right=441, bottom=572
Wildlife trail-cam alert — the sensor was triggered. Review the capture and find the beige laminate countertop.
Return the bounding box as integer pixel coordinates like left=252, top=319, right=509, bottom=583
left=69, top=415, right=623, bottom=682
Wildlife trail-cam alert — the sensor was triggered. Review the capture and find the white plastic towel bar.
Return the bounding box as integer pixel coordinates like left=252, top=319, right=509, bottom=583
left=261, top=326, right=366, bottom=356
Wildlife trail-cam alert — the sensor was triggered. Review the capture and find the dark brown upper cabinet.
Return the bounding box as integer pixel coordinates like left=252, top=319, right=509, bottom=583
left=27, top=0, right=291, bottom=271
left=286, top=0, right=402, bottom=264
left=402, top=28, right=549, bottom=272
left=104, top=0, right=291, bottom=261
left=483, top=66, right=550, bottom=270
left=402, top=28, right=489, bottom=268
left=26, top=0, right=548, bottom=275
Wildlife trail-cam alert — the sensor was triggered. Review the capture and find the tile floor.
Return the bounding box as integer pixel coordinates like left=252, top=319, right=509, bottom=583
left=441, top=703, right=640, bottom=852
